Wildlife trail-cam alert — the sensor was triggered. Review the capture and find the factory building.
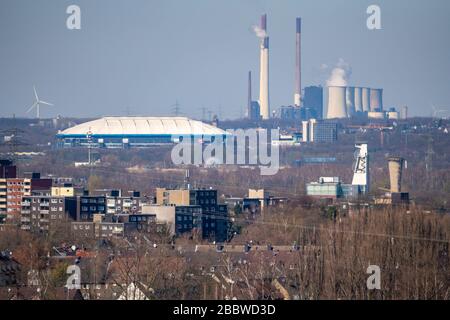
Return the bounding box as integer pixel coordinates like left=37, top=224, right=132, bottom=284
left=302, top=119, right=338, bottom=143
left=306, top=177, right=361, bottom=199
left=303, top=86, right=323, bottom=119
left=326, top=86, right=384, bottom=119
left=56, top=117, right=229, bottom=149
left=275, top=106, right=302, bottom=120
left=306, top=144, right=369, bottom=200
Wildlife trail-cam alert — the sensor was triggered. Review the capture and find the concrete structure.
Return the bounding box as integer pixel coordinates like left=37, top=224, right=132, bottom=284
left=361, top=88, right=370, bottom=112
left=302, top=119, right=337, bottom=143
left=368, top=111, right=386, bottom=119
left=20, top=195, right=68, bottom=232
left=57, top=117, right=229, bottom=148
left=354, top=87, right=363, bottom=112
left=327, top=86, right=347, bottom=119
left=247, top=71, right=252, bottom=119
left=388, top=157, right=404, bottom=193
left=141, top=204, right=202, bottom=237
left=303, top=86, right=323, bottom=119
left=351, top=143, right=369, bottom=194
left=346, top=86, right=356, bottom=117
left=370, top=88, right=383, bottom=111
left=259, top=14, right=270, bottom=119
left=302, top=121, right=309, bottom=142
left=154, top=188, right=229, bottom=242
left=401, top=106, right=408, bottom=120
left=294, top=17, right=302, bottom=107
left=387, top=111, right=399, bottom=120
left=275, top=105, right=301, bottom=120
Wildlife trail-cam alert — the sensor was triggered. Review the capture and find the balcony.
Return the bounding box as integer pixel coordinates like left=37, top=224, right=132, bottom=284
left=21, top=217, right=31, bottom=223
left=21, top=202, right=31, bottom=206
left=21, top=210, right=31, bottom=214
left=39, top=202, right=50, bottom=207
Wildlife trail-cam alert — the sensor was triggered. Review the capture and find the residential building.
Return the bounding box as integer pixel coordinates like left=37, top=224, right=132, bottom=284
left=20, top=195, right=71, bottom=232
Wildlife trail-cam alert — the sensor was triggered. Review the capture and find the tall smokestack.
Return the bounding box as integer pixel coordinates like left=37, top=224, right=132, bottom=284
left=259, top=14, right=270, bottom=120
left=294, top=17, right=302, bottom=107
left=247, top=71, right=252, bottom=118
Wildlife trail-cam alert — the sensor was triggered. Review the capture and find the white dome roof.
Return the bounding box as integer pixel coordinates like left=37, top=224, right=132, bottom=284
left=59, top=117, right=227, bottom=136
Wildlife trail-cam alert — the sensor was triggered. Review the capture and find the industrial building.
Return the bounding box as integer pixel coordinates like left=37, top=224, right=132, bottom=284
left=56, top=117, right=229, bottom=149
left=306, top=143, right=369, bottom=199
left=303, top=86, right=323, bottom=119
left=326, top=86, right=384, bottom=119
left=302, top=119, right=338, bottom=143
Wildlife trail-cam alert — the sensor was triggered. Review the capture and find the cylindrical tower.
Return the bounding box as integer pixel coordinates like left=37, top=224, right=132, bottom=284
left=354, top=87, right=363, bottom=112
left=388, top=157, right=404, bottom=193
left=370, top=88, right=383, bottom=111
left=346, top=86, right=355, bottom=117
left=259, top=14, right=270, bottom=120
left=327, top=86, right=347, bottom=119
left=294, top=17, right=302, bottom=107
left=361, top=87, right=370, bottom=112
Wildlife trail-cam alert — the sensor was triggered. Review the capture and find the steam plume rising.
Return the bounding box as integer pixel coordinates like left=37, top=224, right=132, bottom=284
left=327, top=58, right=352, bottom=87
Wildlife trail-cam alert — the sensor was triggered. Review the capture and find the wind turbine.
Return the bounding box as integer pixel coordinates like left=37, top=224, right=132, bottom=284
left=26, top=86, right=53, bottom=119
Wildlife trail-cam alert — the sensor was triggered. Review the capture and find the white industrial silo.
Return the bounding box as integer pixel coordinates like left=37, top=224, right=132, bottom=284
left=370, top=88, right=383, bottom=111
left=327, top=86, right=347, bottom=119
left=361, top=88, right=370, bottom=112
left=346, top=86, right=356, bottom=117
left=354, top=87, right=363, bottom=112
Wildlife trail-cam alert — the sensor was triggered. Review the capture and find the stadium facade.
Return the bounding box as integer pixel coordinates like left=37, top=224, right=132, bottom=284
left=56, top=117, right=229, bottom=148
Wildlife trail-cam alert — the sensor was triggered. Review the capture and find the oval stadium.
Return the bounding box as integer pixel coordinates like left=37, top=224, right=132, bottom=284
left=56, top=116, right=229, bottom=148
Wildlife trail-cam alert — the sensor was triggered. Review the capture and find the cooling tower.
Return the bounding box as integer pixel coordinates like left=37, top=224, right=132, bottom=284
left=346, top=86, right=356, bottom=117
left=370, top=88, right=383, bottom=111
left=327, top=86, right=347, bottom=119
left=388, top=157, right=404, bottom=193
left=354, top=87, right=363, bottom=112
left=294, top=17, right=302, bottom=107
left=361, top=88, right=370, bottom=112
left=259, top=14, right=270, bottom=120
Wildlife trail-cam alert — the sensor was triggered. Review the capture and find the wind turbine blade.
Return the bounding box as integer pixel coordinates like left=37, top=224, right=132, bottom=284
left=33, top=86, right=39, bottom=101
left=26, top=102, right=38, bottom=113
left=39, top=100, right=53, bottom=106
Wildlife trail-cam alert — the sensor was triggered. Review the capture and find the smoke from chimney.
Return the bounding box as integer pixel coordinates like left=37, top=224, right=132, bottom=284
left=326, top=58, right=352, bottom=87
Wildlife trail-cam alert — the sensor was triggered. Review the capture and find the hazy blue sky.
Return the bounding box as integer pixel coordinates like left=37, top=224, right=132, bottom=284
left=1, top=0, right=449, bottom=119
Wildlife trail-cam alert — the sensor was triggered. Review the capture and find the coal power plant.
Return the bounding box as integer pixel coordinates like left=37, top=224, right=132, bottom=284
left=326, top=86, right=384, bottom=119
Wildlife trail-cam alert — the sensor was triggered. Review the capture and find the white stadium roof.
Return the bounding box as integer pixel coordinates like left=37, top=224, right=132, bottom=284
left=58, top=117, right=228, bottom=136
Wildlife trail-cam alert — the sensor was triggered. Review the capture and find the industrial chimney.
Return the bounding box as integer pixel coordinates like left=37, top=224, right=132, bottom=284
left=388, top=157, right=404, bottom=193
left=361, top=87, right=370, bottom=112
left=327, top=86, right=347, bottom=119
left=247, top=71, right=252, bottom=118
left=259, top=14, right=270, bottom=120
left=294, top=17, right=302, bottom=107
left=370, top=88, right=383, bottom=111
